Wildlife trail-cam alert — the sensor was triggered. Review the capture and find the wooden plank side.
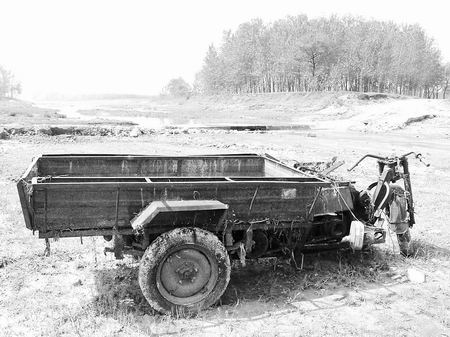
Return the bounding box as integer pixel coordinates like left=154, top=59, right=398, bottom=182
left=33, top=182, right=319, bottom=205
left=37, top=155, right=266, bottom=178
left=31, top=181, right=339, bottom=233
left=38, top=158, right=180, bottom=177
left=32, top=190, right=316, bottom=208
left=179, top=157, right=265, bottom=177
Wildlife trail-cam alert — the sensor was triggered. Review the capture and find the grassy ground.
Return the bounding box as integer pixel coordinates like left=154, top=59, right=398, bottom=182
left=1, top=94, right=450, bottom=336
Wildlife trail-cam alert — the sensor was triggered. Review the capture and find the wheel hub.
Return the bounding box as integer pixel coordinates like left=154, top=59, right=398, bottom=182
left=159, top=248, right=212, bottom=299
left=176, top=262, right=198, bottom=282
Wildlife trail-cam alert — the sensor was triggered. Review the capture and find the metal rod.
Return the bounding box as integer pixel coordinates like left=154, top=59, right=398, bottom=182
left=44, top=238, right=51, bottom=256
left=114, top=188, right=120, bottom=234
left=248, top=186, right=259, bottom=214
left=307, top=187, right=323, bottom=220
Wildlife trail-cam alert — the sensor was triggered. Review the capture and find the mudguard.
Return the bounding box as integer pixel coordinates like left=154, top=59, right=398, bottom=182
left=131, top=200, right=229, bottom=231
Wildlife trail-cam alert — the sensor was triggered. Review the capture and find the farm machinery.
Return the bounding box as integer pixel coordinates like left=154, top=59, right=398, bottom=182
left=17, top=152, right=426, bottom=314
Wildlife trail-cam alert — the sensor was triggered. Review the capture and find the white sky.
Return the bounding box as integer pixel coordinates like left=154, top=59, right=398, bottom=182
left=1, top=0, right=449, bottom=98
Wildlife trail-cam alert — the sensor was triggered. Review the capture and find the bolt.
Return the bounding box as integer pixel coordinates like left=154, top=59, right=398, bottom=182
left=194, top=268, right=198, bottom=273
left=178, top=280, right=182, bottom=284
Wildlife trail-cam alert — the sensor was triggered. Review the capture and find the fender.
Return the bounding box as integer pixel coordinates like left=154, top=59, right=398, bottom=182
left=371, top=167, right=394, bottom=214
left=131, top=200, right=229, bottom=231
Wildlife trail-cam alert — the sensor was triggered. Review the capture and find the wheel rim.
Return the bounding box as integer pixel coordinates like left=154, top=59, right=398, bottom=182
left=156, top=244, right=218, bottom=305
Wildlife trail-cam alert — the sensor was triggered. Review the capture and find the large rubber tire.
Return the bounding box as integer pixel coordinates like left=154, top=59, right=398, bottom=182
left=138, top=227, right=231, bottom=315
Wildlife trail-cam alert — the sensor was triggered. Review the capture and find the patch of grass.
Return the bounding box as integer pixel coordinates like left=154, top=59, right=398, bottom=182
left=345, top=292, right=366, bottom=306
left=40, top=246, right=401, bottom=330
left=92, top=264, right=152, bottom=317
left=408, top=238, right=450, bottom=261
left=0, top=256, right=17, bottom=268
left=50, top=261, right=159, bottom=336
left=220, top=248, right=396, bottom=308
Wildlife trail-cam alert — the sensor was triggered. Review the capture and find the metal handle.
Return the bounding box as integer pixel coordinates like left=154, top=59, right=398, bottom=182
left=348, top=152, right=430, bottom=171
left=347, top=154, right=385, bottom=171
left=415, top=153, right=430, bottom=167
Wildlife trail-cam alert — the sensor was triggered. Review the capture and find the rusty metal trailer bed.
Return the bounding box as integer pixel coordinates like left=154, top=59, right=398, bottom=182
left=18, top=153, right=354, bottom=238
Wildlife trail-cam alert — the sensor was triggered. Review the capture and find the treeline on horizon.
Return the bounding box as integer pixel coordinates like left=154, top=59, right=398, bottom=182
left=196, top=15, right=450, bottom=98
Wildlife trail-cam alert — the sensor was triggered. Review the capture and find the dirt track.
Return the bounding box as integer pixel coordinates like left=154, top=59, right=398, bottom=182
left=1, top=96, right=450, bottom=336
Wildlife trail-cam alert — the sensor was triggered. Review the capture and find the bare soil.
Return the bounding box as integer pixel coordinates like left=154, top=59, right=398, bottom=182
left=1, top=94, right=449, bottom=336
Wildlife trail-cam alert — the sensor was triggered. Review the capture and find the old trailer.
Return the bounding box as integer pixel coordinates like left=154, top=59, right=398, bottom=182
left=17, top=153, right=385, bottom=314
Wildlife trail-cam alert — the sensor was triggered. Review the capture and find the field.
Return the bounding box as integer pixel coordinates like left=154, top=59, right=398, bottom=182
left=0, top=94, right=449, bottom=336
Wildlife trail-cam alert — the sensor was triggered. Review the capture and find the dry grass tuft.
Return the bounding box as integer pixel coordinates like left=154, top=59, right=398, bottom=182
left=220, top=247, right=397, bottom=308
left=408, top=238, right=450, bottom=261
left=92, top=264, right=152, bottom=317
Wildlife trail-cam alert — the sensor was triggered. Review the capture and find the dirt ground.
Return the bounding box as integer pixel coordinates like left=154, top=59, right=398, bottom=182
left=1, top=95, right=450, bottom=336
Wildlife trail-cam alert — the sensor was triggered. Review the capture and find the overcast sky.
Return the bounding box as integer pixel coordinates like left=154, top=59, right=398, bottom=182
left=1, top=0, right=449, bottom=98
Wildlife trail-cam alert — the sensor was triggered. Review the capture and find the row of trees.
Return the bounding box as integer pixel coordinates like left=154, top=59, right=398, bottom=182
left=196, top=15, right=450, bottom=98
left=0, top=65, right=21, bottom=99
